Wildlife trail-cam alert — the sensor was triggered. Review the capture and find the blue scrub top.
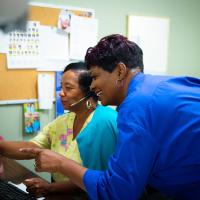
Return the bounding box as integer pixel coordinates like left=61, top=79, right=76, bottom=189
left=77, top=105, right=118, bottom=171
left=83, top=73, right=200, bottom=200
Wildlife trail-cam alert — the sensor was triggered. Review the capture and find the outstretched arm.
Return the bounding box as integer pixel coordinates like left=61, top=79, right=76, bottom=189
left=20, top=148, right=87, bottom=190
left=21, top=121, right=158, bottom=200
left=24, top=177, right=84, bottom=197
left=0, top=141, right=39, bottom=159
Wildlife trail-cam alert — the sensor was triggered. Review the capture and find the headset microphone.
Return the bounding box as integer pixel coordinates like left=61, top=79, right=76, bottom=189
left=69, top=94, right=90, bottom=107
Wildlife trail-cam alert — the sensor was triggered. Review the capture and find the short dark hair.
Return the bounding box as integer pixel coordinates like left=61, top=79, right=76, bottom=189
left=85, top=34, right=143, bottom=72
left=63, top=62, right=98, bottom=101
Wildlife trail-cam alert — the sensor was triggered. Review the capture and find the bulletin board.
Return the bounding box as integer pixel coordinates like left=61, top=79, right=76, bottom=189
left=0, top=3, right=94, bottom=102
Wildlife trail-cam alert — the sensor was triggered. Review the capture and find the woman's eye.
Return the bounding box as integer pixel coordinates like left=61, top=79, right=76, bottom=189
left=65, top=87, right=72, bottom=91
left=92, top=76, right=97, bottom=80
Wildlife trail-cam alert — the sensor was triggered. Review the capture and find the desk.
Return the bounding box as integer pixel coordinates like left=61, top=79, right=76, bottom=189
left=2, top=157, right=37, bottom=184
left=2, top=157, right=87, bottom=200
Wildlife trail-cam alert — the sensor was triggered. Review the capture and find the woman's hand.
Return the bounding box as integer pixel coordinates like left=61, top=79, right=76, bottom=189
left=20, top=147, right=87, bottom=191
left=20, top=148, right=64, bottom=173
left=24, top=177, right=50, bottom=197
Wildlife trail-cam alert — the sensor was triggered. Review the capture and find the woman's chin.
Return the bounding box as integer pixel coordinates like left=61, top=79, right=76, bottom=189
left=61, top=104, right=70, bottom=111
left=65, top=106, right=71, bottom=110
left=100, top=99, right=108, bottom=106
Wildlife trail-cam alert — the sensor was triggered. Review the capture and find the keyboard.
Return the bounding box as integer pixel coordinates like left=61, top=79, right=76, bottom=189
left=0, top=179, right=37, bottom=200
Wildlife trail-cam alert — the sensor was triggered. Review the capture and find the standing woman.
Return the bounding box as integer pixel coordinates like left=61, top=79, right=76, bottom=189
left=0, top=62, right=118, bottom=198
left=21, top=34, right=200, bottom=200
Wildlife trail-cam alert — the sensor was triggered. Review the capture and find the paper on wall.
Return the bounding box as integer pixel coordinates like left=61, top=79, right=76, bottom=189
left=5, top=21, right=69, bottom=70
left=57, top=9, right=72, bottom=33
left=38, top=73, right=54, bottom=109
left=7, top=21, right=40, bottom=69
left=38, top=25, right=69, bottom=71
left=0, top=31, right=9, bottom=53
left=69, top=15, right=98, bottom=60
left=128, top=16, right=169, bottom=74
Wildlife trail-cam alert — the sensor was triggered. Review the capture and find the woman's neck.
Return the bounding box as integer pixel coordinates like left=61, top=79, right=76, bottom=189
left=75, top=107, right=94, bottom=120
left=118, top=68, right=141, bottom=105
left=73, top=101, right=96, bottom=139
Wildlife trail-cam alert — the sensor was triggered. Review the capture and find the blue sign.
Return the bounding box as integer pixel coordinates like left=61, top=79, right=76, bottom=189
left=55, top=71, right=64, bottom=117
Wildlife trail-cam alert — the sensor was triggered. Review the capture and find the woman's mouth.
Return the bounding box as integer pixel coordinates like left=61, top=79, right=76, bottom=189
left=96, top=91, right=102, bottom=97
left=61, top=100, right=69, bottom=105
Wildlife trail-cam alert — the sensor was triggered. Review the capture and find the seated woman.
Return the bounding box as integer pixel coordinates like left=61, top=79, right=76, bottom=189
left=0, top=62, right=118, bottom=198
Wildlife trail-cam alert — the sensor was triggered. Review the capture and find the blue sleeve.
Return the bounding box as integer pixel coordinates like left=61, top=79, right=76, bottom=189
left=83, top=123, right=158, bottom=200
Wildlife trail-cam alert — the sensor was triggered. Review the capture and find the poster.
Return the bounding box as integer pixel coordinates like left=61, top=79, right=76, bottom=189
left=69, top=15, right=98, bottom=60
left=57, top=8, right=93, bottom=33
left=23, top=102, right=40, bottom=134
left=7, top=21, right=40, bottom=69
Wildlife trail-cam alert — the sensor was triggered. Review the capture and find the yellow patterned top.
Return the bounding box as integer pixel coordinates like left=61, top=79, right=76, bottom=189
left=31, top=111, right=93, bottom=182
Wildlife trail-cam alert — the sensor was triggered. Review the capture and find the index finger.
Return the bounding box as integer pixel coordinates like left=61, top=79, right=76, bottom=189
left=23, top=177, right=39, bottom=186
left=19, top=148, right=42, bottom=156
left=23, top=178, right=35, bottom=186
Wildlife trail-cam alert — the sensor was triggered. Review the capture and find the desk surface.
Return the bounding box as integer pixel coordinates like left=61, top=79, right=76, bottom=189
left=2, top=157, right=37, bottom=184
left=1, top=157, right=86, bottom=200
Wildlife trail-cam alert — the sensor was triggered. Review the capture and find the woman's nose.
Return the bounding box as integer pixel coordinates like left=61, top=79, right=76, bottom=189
left=90, top=81, right=95, bottom=92
left=59, top=89, right=65, bottom=97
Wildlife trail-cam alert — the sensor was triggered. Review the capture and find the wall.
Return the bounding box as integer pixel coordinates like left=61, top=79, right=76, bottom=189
left=32, top=0, right=200, bottom=76
left=0, top=0, right=200, bottom=178
left=0, top=104, right=55, bottom=180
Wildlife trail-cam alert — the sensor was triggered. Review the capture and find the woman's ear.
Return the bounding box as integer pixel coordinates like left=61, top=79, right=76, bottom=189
left=116, top=62, right=127, bottom=80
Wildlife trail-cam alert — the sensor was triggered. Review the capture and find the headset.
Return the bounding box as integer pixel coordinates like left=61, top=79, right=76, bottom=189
left=69, top=93, right=91, bottom=107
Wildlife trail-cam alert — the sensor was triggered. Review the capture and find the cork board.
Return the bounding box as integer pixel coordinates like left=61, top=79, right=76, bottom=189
left=0, top=4, right=93, bottom=101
